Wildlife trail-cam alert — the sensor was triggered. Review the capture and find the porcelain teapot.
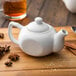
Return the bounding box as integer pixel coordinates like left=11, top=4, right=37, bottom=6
left=63, top=0, right=76, bottom=13
left=8, top=17, right=68, bottom=57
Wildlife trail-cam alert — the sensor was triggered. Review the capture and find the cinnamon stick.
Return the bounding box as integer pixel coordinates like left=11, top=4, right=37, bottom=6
left=64, top=42, right=76, bottom=50
left=69, top=49, right=76, bottom=56
left=64, top=42, right=76, bottom=55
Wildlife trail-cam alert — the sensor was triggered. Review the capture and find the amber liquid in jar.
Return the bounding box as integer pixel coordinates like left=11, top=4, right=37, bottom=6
left=3, top=0, right=27, bottom=20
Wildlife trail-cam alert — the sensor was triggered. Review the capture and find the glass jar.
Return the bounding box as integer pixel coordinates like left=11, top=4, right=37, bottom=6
left=3, top=0, right=27, bottom=20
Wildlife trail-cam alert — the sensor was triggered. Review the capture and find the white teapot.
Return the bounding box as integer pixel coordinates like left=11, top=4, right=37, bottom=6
left=8, top=17, right=68, bottom=57
left=63, top=0, right=76, bottom=13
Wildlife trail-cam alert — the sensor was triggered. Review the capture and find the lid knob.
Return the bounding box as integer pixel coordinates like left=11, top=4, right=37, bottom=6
left=35, top=17, right=43, bottom=24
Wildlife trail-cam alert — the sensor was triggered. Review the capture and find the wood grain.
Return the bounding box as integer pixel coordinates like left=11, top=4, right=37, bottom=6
left=39, top=0, right=69, bottom=26
left=0, top=49, right=75, bottom=71
left=27, top=0, right=45, bottom=20
left=0, top=27, right=75, bottom=75
left=27, top=0, right=31, bottom=8
left=67, top=13, right=76, bottom=26
left=0, top=69, right=76, bottom=76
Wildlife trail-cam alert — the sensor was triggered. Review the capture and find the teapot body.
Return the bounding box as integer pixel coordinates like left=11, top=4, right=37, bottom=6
left=18, top=26, right=56, bottom=56
left=8, top=17, right=68, bottom=57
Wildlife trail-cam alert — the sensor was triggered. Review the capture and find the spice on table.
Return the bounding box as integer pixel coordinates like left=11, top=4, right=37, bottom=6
left=64, top=42, right=76, bottom=55
left=64, top=42, right=76, bottom=50
left=0, top=47, right=5, bottom=57
left=4, top=45, right=10, bottom=53
left=0, top=45, right=10, bottom=58
left=0, top=33, right=4, bottom=39
left=5, top=60, right=12, bottom=67
left=8, top=53, right=20, bottom=62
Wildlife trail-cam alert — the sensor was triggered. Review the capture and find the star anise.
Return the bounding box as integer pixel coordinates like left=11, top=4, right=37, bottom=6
left=4, top=45, right=10, bottom=53
left=5, top=60, right=12, bottom=67
left=0, top=33, right=4, bottom=39
left=0, top=45, right=10, bottom=59
left=8, top=53, right=20, bottom=61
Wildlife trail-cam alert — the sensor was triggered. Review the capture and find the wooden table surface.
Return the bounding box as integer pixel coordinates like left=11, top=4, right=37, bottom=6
left=0, top=27, right=76, bottom=76
left=0, top=0, right=76, bottom=27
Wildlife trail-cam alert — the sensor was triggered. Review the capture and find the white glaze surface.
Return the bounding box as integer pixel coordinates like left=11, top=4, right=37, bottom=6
left=8, top=17, right=68, bottom=57
left=63, top=0, right=76, bottom=13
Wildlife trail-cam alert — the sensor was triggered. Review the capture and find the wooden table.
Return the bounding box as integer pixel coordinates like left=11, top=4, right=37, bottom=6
left=0, top=0, right=76, bottom=27
left=0, top=26, right=76, bottom=76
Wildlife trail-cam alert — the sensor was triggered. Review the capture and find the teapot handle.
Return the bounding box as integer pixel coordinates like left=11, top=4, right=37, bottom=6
left=8, top=22, right=23, bottom=44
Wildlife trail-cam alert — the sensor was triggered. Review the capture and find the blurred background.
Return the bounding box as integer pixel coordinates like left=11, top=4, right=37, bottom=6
left=0, top=0, right=76, bottom=27
left=27, top=0, right=76, bottom=26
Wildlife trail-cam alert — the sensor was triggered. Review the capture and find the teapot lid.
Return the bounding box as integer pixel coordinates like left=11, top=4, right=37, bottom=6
left=27, top=17, right=49, bottom=33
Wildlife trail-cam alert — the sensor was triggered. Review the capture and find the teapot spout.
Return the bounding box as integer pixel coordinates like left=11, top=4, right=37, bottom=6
left=53, top=29, right=68, bottom=53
